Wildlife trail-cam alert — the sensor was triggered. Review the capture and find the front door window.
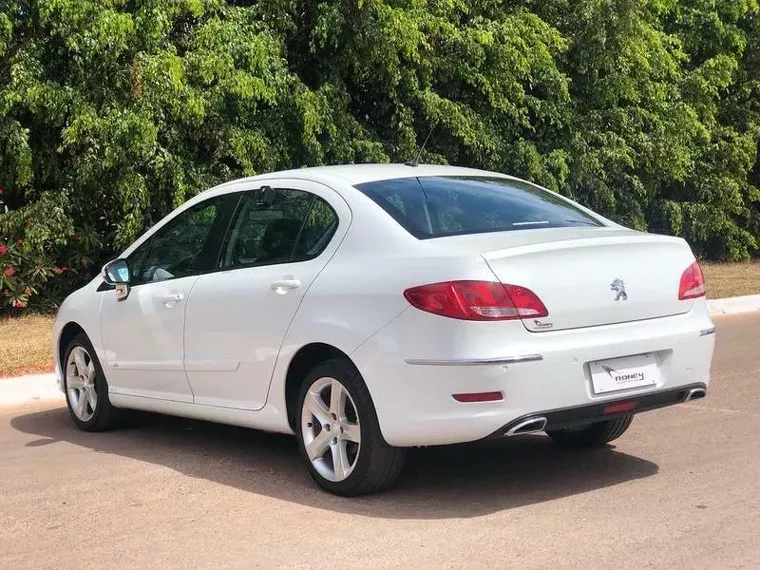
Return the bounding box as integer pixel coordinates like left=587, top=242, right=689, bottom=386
left=129, top=194, right=239, bottom=284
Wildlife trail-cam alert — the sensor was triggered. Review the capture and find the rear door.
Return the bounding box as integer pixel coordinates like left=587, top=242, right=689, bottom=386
left=183, top=179, right=349, bottom=410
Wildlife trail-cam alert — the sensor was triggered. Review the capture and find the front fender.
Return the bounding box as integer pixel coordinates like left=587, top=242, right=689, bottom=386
left=52, top=279, right=106, bottom=391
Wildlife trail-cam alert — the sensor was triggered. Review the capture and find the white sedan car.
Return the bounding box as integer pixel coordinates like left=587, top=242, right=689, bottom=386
left=52, top=164, right=715, bottom=496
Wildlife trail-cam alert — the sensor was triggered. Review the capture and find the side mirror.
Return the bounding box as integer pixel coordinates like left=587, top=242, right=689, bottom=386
left=102, top=259, right=131, bottom=284
left=102, top=259, right=131, bottom=302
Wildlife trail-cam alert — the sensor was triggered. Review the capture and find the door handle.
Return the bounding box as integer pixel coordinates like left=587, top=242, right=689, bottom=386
left=162, top=292, right=185, bottom=306
left=271, top=279, right=301, bottom=294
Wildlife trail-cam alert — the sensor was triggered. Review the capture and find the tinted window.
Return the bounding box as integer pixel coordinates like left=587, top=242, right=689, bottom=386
left=355, top=176, right=602, bottom=239
left=293, top=197, right=339, bottom=259
left=220, top=189, right=337, bottom=269
left=129, top=194, right=238, bottom=284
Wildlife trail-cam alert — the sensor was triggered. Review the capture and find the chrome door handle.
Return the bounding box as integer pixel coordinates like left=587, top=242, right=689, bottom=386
left=271, top=279, right=301, bottom=294
left=162, top=292, right=184, bottom=306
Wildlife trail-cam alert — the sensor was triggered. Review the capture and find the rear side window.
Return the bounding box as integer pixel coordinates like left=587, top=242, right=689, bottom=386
left=293, top=197, right=339, bottom=259
left=219, top=189, right=338, bottom=269
left=355, top=176, right=603, bottom=239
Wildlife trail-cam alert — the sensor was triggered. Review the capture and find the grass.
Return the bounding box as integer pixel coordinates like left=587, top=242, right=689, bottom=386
left=0, top=261, right=758, bottom=378
left=702, top=261, right=760, bottom=299
left=0, top=314, right=55, bottom=378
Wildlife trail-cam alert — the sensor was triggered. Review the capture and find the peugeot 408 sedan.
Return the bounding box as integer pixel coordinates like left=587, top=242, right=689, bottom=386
left=52, top=164, right=714, bottom=496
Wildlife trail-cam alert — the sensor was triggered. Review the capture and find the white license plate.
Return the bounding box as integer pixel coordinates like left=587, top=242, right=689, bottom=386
left=589, top=353, right=659, bottom=394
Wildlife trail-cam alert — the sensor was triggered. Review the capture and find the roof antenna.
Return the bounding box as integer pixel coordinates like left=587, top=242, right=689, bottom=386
left=405, top=125, right=435, bottom=167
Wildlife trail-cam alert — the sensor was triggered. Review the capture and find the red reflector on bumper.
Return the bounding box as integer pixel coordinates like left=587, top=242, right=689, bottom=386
left=604, top=401, right=638, bottom=414
left=453, top=391, right=503, bottom=403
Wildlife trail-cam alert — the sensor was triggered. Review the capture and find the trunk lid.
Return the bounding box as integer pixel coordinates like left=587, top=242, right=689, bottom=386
left=479, top=230, right=696, bottom=332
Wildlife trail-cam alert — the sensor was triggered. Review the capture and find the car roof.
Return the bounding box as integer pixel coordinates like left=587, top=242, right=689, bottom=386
left=210, top=163, right=521, bottom=191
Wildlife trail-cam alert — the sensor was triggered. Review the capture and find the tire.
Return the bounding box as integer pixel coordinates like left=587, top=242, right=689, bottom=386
left=546, top=414, right=634, bottom=449
left=295, top=358, right=406, bottom=496
left=62, top=333, right=121, bottom=432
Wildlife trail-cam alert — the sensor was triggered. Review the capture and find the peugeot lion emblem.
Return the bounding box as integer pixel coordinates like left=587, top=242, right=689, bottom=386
left=610, top=278, right=628, bottom=301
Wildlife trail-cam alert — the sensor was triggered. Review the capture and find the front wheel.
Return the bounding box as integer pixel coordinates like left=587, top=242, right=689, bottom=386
left=296, top=359, right=406, bottom=496
left=546, top=415, right=634, bottom=448
left=63, top=333, right=121, bottom=432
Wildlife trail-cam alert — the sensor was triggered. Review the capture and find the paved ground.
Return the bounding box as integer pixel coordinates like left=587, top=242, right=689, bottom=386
left=1, top=313, right=758, bottom=570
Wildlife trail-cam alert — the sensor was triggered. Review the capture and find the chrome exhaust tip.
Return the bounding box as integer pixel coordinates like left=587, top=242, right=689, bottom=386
left=506, top=417, right=548, bottom=437
left=684, top=388, right=706, bottom=402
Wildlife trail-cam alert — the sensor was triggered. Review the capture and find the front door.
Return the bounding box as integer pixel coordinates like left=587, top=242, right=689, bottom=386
left=99, top=193, right=240, bottom=402
left=183, top=181, right=348, bottom=409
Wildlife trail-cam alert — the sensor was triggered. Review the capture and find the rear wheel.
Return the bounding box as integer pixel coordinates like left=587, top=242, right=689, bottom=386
left=296, top=359, right=406, bottom=496
left=546, top=415, right=634, bottom=448
left=63, top=333, right=121, bottom=432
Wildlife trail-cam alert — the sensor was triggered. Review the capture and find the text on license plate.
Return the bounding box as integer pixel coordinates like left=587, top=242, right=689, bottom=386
left=588, top=353, right=659, bottom=394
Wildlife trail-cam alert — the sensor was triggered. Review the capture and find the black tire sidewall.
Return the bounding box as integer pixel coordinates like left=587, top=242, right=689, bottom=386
left=547, top=414, right=634, bottom=448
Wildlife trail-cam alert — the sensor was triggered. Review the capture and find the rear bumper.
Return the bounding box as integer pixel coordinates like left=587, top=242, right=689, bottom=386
left=487, top=382, right=707, bottom=439
left=351, top=304, right=715, bottom=447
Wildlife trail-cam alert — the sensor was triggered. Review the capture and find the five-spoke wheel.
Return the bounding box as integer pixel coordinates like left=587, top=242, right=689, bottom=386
left=301, top=377, right=362, bottom=482
left=66, top=346, right=98, bottom=422
left=63, top=333, right=120, bottom=431
left=296, top=359, right=406, bottom=496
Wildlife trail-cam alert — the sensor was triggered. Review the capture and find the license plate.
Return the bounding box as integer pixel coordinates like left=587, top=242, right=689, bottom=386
left=589, top=353, right=659, bottom=394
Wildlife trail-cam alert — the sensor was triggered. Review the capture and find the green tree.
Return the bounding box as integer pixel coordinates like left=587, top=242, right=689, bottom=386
left=531, top=0, right=760, bottom=259
left=1, top=0, right=759, bottom=311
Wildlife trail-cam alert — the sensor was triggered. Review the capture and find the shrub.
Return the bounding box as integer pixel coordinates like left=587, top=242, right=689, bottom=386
left=1, top=0, right=759, bottom=312
left=0, top=190, right=101, bottom=313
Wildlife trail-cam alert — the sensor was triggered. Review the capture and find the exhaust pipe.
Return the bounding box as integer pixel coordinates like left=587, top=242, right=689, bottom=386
left=506, top=417, right=547, bottom=437
left=684, top=388, right=706, bottom=402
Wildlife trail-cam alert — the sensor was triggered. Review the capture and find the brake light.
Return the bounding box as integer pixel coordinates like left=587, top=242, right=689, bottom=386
left=403, top=280, right=548, bottom=321
left=678, top=261, right=706, bottom=300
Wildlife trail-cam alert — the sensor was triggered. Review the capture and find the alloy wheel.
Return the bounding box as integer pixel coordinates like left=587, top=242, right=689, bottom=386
left=300, top=377, right=361, bottom=482
left=66, top=346, right=98, bottom=422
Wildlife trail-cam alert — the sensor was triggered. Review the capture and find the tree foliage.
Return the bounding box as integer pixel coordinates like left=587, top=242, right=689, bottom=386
left=1, top=0, right=759, bottom=310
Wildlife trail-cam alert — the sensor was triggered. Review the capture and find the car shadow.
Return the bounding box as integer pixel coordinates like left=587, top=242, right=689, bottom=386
left=11, top=406, right=658, bottom=519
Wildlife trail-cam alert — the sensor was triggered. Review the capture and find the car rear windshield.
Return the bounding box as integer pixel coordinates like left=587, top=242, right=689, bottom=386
left=354, top=176, right=603, bottom=239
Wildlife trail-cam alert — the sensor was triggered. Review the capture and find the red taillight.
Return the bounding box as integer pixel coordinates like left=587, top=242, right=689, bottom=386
left=678, top=261, right=706, bottom=300
left=403, top=280, right=548, bottom=321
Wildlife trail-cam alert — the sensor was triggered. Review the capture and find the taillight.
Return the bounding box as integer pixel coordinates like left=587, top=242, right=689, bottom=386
left=678, top=261, right=706, bottom=300
left=403, top=280, right=548, bottom=321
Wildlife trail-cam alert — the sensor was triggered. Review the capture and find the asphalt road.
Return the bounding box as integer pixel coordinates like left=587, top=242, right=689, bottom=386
left=1, top=313, right=759, bottom=570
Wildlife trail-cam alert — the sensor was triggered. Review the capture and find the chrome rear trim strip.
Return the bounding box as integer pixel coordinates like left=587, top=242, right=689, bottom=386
left=405, top=354, right=544, bottom=366
left=699, top=327, right=716, bottom=337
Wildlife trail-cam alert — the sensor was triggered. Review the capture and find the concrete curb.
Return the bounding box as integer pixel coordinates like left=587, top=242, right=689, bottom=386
left=2, top=294, right=760, bottom=406
left=0, top=373, right=61, bottom=407
left=707, top=294, right=760, bottom=316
